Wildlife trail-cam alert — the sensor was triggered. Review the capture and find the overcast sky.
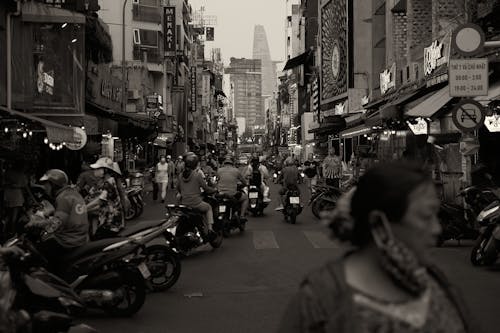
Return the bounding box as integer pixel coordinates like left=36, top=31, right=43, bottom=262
left=188, top=0, right=287, bottom=66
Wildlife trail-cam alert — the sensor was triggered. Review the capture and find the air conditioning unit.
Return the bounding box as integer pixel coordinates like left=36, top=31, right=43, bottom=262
left=160, top=0, right=170, bottom=6
left=128, top=89, right=140, bottom=99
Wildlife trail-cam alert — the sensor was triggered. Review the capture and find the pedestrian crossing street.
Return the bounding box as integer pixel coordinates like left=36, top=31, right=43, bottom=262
left=250, top=229, right=341, bottom=250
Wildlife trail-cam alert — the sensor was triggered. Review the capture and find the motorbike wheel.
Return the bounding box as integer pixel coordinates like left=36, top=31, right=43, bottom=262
left=222, top=224, right=231, bottom=238
left=134, top=201, right=144, bottom=219
left=105, top=268, right=146, bottom=317
left=209, top=231, right=224, bottom=249
left=239, top=221, right=246, bottom=233
left=125, top=204, right=137, bottom=221
left=144, top=245, right=181, bottom=292
left=470, top=233, right=494, bottom=266
left=290, top=213, right=297, bottom=225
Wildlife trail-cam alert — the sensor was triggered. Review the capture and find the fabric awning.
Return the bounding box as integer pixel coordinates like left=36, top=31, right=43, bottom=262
left=22, top=1, right=86, bottom=24
left=405, top=85, right=452, bottom=118
left=0, top=106, right=76, bottom=143
left=475, top=81, right=500, bottom=105
left=340, top=125, right=373, bottom=139
left=283, top=50, right=312, bottom=70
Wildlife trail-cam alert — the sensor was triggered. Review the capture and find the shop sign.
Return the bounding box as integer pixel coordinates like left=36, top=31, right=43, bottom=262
left=407, top=118, right=428, bottom=135
left=484, top=115, right=500, bottom=132
left=66, top=127, right=87, bottom=151
left=164, top=7, right=176, bottom=55
left=190, top=67, right=197, bottom=112
left=449, top=59, right=488, bottom=97
left=424, top=40, right=447, bottom=75
left=451, top=99, right=486, bottom=132
left=380, top=63, right=396, bottom=95
left=37, top=61, right=54, bottom=96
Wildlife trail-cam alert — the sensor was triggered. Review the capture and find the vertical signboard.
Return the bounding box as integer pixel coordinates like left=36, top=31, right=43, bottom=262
left=164, top=7, right=176, bottom=55
left=206, top=27, right=215, bottom=41
left=190, top=67, right=197, bottom=112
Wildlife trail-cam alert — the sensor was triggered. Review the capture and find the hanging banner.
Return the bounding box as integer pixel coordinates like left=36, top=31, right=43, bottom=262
left=164, top=6, right=176, bottom=55
left=190, top=67, right=197, bottom=112
left=206, top=27, right=214, bottom=41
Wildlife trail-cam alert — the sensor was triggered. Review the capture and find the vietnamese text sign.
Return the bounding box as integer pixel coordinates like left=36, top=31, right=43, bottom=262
left=164, top=7, right=176, bottom=54
left=449, top=59, right=488, bottom=97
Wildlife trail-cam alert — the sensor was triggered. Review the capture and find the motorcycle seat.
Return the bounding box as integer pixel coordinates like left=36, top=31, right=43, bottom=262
left=61, top=238, right=127, bottom=263
left=118, top=220, right=164, bottom=237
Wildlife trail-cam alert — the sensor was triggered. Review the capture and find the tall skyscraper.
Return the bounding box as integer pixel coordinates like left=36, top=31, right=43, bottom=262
left=252, top=25, right=277, bottom=99
left=226, top=58, right=263, bottom=129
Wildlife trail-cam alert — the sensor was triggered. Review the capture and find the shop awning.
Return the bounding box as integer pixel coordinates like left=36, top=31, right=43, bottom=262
left=475, top=81, right=500, bottom=105
left=405, top=85, right=452, bottom=118
left=283, top=50, right=312, bottom=70
left=0, top=106, right=76, bottom=143
left=22, top=1, right=86, bottom=24
left=340, top=125, right=373, bottom=139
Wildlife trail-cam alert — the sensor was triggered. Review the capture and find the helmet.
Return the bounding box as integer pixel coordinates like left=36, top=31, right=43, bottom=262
left=40, top=169, right=69, bottom=188
left=223, top=157, right=233, bottom=165
left=178, top=155, right=183, bottom=160
left=167, top=155, right=172, bottom=159
left=259, top=156, right=266, bottom=163
left=285, top=157, right=294, bottom=166
left=90, top=157, right=115, bottom=172
left=184, top=153, right=199, bottom=169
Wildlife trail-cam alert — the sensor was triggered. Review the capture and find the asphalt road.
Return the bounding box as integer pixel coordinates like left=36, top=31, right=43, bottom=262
left=88, top=183, right=500, bottom=333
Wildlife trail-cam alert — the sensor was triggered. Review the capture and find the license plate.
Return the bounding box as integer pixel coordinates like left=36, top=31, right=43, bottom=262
left=219, top=205, right=226, bottom=213
left=138, top=262, right=151, bottom=279
left=289, top=197, right=300, bottom=204
left=249, top=192, right=259, bottom=199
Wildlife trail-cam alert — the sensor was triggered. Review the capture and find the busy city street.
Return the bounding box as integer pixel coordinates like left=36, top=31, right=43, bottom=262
left=2, top=0, right=500, bottom=332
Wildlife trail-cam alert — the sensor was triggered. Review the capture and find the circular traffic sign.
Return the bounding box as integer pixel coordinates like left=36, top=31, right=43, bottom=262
left=451, top=99, right=486, bottom=132
left=66, top=127, right=88, bottom=151
left=452, top=23, right=485, bottom=57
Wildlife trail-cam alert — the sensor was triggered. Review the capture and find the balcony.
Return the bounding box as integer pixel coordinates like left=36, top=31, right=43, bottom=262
left=133, top=46, right=163, bottom=64
left=132, top=4, right=161, bottom=24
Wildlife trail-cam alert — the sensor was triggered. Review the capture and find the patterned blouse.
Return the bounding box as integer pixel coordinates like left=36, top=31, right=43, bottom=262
left=352, top=275, right=466, bottom=333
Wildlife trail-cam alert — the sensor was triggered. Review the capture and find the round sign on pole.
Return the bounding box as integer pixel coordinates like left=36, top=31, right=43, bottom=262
left=452, top=23, right=485, bottom=57
left=451, top=99, right=486, bottom=132
left=66, top=127, right=88, bottom=151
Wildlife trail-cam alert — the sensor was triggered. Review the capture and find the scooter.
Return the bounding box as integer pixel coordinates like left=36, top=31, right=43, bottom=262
left=309, top=184, right=342, bottom=219
left=470, top=201, right=500, bottom=266
left=248, top=185, right=268, bottom=216
left=283, top=187, right=302, bottom=224
left=166, top=194, right=224, bottom=255
left=0, top=245, right=96, bottom=333
left=214, top=193, right=246, bottom=237
left=124, top=186, right=144, bottom=221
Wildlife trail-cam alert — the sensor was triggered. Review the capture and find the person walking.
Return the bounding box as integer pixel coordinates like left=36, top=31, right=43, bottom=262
left=303, top=153, right=319, bottom=198
left=322, top=148, right=342, bottom=188
left=279, top=162, right=480, bottom=333
left=167, top=155, right=175, bottom=189
left=155, top=155, right=169, bottom=204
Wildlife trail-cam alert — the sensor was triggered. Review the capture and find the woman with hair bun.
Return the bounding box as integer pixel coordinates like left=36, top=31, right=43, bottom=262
left=278, top=162, right=480, bottom=333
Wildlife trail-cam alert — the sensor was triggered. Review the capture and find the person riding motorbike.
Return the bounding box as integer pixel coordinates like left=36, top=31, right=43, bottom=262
left=244, top=156, right=271, bottom=203
left=217, top=157, right=249, bottom=220
left=25, top=169, right=89, bottom=267
left=176, top=153, right=217, bottom=234
left=275, top=159, right=301, bottom=211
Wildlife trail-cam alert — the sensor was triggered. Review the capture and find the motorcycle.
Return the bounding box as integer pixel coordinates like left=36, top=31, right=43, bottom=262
left=117, top=217, right=182, bottom=292
left=12, top=227, right=149, bottom=317
left=309, top=185, right=342, bottom=219
left=248, top=185, right=268, bottom=216
left=273, top=170, right=281, bottom=184
left=470, top=201, right=500, bottom=266
left=214, top=193, right=245, bottom=237
left=124, top=186, right=144, bottom=221
left=283, top=187, right=302, bottom=224
left=0, top=245, right=96, bottom=333
left=166, top=194, right=224, bottom=255
left=298, top=167, right=305, bottom=184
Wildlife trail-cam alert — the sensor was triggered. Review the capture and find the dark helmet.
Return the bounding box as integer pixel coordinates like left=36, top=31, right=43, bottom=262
left=184, top=153, right=199, bottom=170
left=39, top=169, right=69, bottom=188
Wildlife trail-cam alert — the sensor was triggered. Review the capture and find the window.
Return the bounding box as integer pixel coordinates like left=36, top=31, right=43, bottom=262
left=133, top=29, right=141, bottom=44
left=139, top=29, right=158, bottom=48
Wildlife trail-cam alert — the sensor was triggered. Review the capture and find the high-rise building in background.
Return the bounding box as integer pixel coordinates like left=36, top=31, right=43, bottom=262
left=252, top=25, right=277, bottom=99
left=225, top=58, right=263, bottom=130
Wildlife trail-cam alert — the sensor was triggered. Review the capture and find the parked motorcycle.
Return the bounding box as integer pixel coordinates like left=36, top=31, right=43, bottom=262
left=124, top=186, right=144, bottom=221
left=470, top=201, right=500, bottom=266
left=248, top=185, right=268, bottom=216
left=0, top=245, right=96, bottom=333
left=282, top=187, right=302, bottom=224
left=309, top=185, right=342, bottom=219
left=214, top=193, right=245, bottom=237
left=166, top=195, right=224, bottom=254
left=117, top=217, right=182, bottom=292
left=12, top=227, right=149, bottom=317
